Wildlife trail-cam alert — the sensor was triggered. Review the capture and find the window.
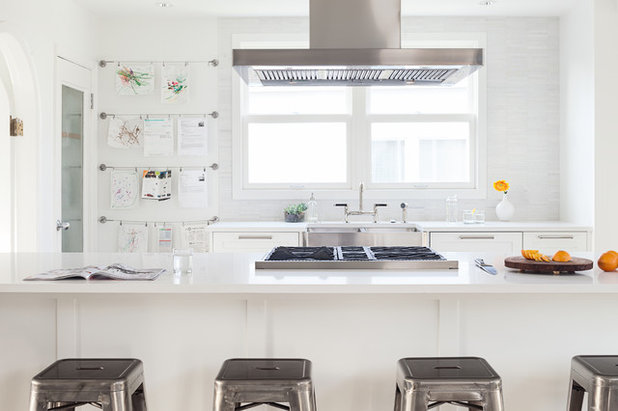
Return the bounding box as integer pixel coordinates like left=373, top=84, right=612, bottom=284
left=233, top=34, right=486, bottom=199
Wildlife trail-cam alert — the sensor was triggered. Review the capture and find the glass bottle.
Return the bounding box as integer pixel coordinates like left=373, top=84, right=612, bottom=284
left=445, top=195, right=458, bottom=223
left=307, top=193, right=318, bottom=222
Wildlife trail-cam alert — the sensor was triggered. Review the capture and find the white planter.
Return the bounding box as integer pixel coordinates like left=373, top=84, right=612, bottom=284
left=496, top=193, right=515, bottom=221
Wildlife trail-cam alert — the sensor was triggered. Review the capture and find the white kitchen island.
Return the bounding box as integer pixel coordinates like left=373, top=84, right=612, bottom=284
left=1, top=252, right=616, bottom=411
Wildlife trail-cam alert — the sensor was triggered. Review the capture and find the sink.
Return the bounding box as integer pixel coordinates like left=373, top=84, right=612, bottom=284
left=306, top=223, right=421, bottom=246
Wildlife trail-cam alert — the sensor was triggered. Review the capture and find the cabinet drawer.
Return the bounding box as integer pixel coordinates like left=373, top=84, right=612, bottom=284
left=212, top=232, right=300, bottom=253
left=523, top=232, right=588, bottom=252
left=430, top=232, right=523, bottom=255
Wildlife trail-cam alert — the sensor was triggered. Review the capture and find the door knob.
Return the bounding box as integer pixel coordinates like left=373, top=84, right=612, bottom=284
left=56, top=220, right=70, bottom=231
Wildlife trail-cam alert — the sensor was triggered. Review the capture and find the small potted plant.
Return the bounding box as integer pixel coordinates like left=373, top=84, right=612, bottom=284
left=284, top=203, right=308, bottom=223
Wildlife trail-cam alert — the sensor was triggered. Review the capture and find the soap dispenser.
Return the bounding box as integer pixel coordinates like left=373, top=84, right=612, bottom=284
left=307, top=193, right=318, bottom=222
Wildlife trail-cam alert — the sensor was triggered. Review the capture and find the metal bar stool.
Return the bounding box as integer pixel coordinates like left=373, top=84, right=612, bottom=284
left=213, top=358, right=317, bottom=411
left=29, top=358, right=147, bottom=411
left=567, top=355, right=618, bottom=410
left=394, top=357, right=504, bottom=411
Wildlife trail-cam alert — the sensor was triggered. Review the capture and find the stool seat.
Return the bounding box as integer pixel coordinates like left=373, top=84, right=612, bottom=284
left=394, top=357, right=504, bottom=411
left=213, top=358, right=316, bottom=411
left=568, top=355, right=618, bottom=411
left=29, top=358, right=147, bottom=411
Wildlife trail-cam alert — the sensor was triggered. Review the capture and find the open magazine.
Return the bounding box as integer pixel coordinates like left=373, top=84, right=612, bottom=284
left=24, top=263, right=165, bottom=281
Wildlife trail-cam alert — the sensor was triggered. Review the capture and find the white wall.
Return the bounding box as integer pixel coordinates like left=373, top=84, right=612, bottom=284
left=95, top=16, right=219, bottom=252
left=0, top=58, right=11, bottom=251
left=593, top=0, right=618, bottom=252
left=0, top=0, right=97, bottom=251
left=217, top=17, right=561, bottom=223
left=560, top=0, right=595, bottom=227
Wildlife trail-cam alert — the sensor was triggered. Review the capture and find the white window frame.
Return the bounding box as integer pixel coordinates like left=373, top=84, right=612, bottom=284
left=232, top=32, right=487, bottom=200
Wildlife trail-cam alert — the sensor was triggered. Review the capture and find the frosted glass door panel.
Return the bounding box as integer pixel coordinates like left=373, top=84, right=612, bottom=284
left=61, top=85, right=83, bottom=252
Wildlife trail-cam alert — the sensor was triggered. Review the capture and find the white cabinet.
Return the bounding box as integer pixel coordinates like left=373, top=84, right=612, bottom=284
left=212, top=232, right=300, bottom=253
left=429, top=232, right=523, bottom=255
left=523, top=232, right=588, bottom=253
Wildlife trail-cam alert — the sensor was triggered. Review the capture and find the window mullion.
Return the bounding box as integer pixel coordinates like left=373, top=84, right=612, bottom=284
left=351, top=87, right=369, bottom=191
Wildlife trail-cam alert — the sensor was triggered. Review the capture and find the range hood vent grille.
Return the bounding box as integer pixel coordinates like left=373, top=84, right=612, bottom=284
left=254, top=67, right=460, bottom=86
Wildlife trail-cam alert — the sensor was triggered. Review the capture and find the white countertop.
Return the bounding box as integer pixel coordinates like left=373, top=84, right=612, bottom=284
left=206, top=220, right=591, bottom=232
left=205, top=222, right=308, bottom=232
left=414, top=221, right=592, bottom=232
left=0, top=252, right=614, bottom=294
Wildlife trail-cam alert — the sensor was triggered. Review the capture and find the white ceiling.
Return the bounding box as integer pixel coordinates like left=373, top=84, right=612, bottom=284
left=75, top=0, right=577, bottom=18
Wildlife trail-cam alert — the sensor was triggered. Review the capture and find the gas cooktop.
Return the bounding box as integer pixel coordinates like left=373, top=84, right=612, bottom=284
left=255, top=246, right=458, bottom=270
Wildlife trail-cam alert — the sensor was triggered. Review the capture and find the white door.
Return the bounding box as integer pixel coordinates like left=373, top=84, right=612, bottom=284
left=55, top=57, right=93, bottom=252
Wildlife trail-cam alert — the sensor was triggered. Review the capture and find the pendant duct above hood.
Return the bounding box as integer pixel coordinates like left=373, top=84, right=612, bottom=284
left=233, top=0, right=484, bottom=87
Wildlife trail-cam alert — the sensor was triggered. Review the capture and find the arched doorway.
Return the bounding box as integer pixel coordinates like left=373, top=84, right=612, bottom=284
left=0, top=33, right=38, bottom=252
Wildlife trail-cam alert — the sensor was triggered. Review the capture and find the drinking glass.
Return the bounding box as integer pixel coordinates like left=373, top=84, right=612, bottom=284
left=173, top=248, right=193, bottom=275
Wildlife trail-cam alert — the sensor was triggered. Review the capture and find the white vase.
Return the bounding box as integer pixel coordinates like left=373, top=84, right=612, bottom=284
left=496, top=193, right=515, bottom=221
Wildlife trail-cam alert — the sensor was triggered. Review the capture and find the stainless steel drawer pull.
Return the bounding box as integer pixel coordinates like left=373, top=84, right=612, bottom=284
left=458, top=235, right=496, bottom=240
left=238, top=235, right=273, bottom=240
left=537, top=235, right=575, bottom=240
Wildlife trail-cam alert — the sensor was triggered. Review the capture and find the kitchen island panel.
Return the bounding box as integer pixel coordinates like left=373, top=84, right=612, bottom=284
left=0, top=295, right=58, bottom=411
left=266, top=296, right=439, bottom=411
left=459, top=295, right=618, bottom=411
left=76, top=295, right=247, bottom=411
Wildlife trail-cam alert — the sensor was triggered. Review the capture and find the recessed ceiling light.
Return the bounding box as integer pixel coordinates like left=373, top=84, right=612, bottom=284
left=479, top=0, right=496, bottom=5
left=156, top=2, right=174, bottom=7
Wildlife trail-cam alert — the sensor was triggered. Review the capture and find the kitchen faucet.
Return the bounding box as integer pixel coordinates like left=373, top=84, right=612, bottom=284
left=335, top=182, right=387, bottom=223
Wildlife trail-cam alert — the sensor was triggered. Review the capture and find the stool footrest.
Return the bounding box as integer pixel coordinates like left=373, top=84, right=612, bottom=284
left=428, top=401, right=482, bottom=410
left=237, top=402, right=290, bottom=411
left=49, top=403, right=102, bottom=410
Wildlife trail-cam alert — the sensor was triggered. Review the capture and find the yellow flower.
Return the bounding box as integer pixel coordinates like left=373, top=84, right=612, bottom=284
left=493, top=180, right=509, bottom=192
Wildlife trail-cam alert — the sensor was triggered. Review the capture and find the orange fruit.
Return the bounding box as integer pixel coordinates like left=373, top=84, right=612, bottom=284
left=552, top=250, right=571, bottom=262
left=598, top=251, right=618, bottom=272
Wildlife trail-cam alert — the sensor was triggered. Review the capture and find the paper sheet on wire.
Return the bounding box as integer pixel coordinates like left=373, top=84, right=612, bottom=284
left=144, top=118, right=174, bottom=157
left=107, top=116, right=144, bottom=148
left=161, top=64, right=189, bottom=104
left=157, top=225, right=173, bottom=252
left=110, top=170, right=139, bottom=209
left=179, top=169, right=208, bottom=208
left=177, top=117, right=208, bottom=156
left=181, top=223, right=208, bottom=252
left=118, top=224, right=149, bottom=253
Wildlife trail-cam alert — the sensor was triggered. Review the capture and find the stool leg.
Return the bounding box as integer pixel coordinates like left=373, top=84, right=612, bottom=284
left=131, top=384, right=148, bottom=411
left=607, top=389, right=618, bottom=410
left=401, top=391, right=428, bottom=411
left=213, top=390, right=236, bottom=411
left=28, top=391, right=49, bottom=411
left=567, top=379, right=585, bottom=411
left=289, top=389, right=314, bottom=411
left=483, top=390, right=504, bottom=411
left=107, top=391, right=132, bottom=411
left=394, top=384, right=402, bottom=411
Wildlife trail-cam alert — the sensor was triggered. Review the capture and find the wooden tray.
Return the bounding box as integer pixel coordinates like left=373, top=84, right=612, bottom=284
left=504, top=256, right=594, bottom=274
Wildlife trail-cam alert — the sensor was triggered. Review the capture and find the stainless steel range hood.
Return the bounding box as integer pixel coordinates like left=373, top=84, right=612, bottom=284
left=233, top=0, right=483, bottom=87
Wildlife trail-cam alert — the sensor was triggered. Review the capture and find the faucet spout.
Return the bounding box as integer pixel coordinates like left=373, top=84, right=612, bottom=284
left=359, top=182, right=364, bottom=211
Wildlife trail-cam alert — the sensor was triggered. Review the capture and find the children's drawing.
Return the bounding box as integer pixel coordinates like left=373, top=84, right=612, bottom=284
left=161, top=64, right=189, bottom=104
left=116, top=64, right=154, bottom=95
left=108, top=117, right=144, bottom=148
left=118, top=224, right=149, bottom=253
left=111, top=170, right=138, bottom=209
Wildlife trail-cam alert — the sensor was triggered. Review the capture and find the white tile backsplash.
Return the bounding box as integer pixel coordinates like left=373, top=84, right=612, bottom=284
left=216, top=16, right=560, bottom=223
